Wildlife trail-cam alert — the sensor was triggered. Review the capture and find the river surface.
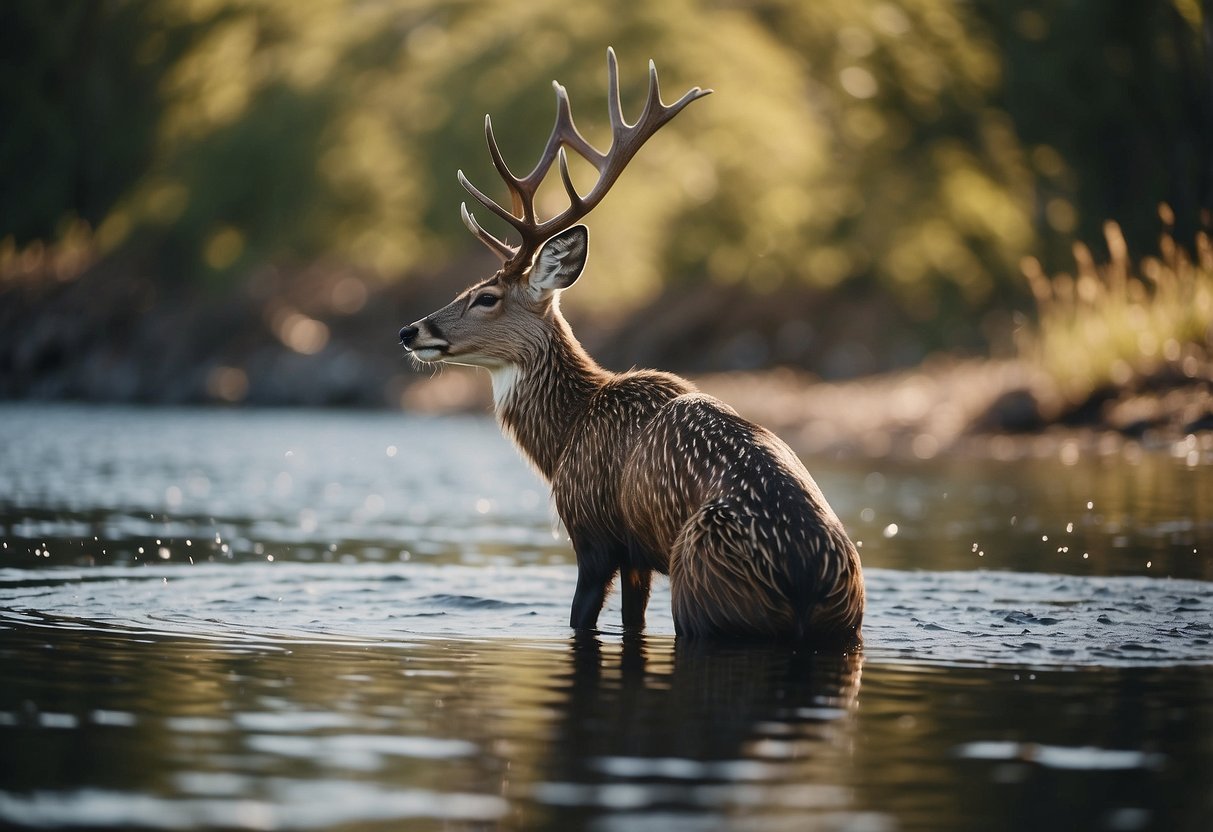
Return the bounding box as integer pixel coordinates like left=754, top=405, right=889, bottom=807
left=0, top=404, right=1210, bottom=831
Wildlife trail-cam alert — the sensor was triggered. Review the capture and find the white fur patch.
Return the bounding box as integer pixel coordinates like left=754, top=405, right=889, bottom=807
left=489, top=365, right=524, bottom=410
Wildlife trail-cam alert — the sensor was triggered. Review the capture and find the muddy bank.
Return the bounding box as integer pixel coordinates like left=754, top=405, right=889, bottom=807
left=0, top=248, right=971, bottom=409
left=403, top=357, right=1213, bottom=460
left=699, top=361, right=1213, bottom=460
left=2, top=263, right=1210, bottom=460
left=0, top=259, right=427, bottom=407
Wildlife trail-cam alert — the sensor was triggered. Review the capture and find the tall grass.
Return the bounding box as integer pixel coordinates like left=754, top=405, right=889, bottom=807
left=1019, top=208, right=1213, bottom=402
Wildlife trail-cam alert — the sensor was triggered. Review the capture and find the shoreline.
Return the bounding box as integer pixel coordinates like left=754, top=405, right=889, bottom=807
left=401, top=356, right=1213, bottom=462
left=3, top=266, right=1209, bottom=462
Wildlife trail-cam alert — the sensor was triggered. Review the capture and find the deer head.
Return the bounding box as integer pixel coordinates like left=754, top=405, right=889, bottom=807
left=399, top=48, right=710, bottom=373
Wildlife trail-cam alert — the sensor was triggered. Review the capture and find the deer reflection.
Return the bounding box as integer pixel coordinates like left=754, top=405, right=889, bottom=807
left=532, top=634, right=863, bottom=825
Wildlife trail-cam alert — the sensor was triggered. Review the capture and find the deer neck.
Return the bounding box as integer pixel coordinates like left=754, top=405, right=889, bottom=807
left=490, top=311, right=610, bottom=480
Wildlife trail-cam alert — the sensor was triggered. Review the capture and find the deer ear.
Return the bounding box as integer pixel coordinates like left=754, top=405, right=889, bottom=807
left=528, top=225, right=588, bottom=298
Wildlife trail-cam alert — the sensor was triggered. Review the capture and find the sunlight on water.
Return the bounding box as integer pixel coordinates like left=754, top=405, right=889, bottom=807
left=0, top=405, right=1211, bottom=832
left=0, top=562, right=1208, bottom=668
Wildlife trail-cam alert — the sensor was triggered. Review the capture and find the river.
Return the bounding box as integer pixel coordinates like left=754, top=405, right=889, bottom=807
left=1, top=404, right=1210, bottom=830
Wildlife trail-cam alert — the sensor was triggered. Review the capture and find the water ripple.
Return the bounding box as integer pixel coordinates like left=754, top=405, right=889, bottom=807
left=0, top=563, right=1208, bottom=667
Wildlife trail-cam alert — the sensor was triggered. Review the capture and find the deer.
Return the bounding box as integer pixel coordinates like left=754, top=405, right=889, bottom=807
left=399, top=48, right=864, bottom=646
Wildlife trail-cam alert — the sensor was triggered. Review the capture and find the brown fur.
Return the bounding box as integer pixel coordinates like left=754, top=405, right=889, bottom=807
left=400, top=51, right=862, bottom=644
left=401, top=234, right=864, bottom=645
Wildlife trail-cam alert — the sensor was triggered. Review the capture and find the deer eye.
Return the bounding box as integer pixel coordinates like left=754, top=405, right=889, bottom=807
left=472, top=292, right=499, bottom=309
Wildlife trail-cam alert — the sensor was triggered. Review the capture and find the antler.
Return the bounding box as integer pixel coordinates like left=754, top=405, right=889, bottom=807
left=458, top=47, right=711, bottom=269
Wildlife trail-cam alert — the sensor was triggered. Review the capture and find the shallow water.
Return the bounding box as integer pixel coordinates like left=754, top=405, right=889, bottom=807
left=1, top=404, right=1211, bottom=831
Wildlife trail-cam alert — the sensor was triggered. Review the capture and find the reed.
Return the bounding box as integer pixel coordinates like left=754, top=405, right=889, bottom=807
left=1018, top=207, right=1213, bottom=401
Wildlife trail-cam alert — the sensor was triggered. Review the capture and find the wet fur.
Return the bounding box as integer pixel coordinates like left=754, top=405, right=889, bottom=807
left=405, top=229, right=864, bottom=646
left=491, top=306, right=864, bottom=645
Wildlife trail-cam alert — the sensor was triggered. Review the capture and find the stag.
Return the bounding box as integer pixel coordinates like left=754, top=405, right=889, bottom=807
left=400, top=49, right=864, bottom=645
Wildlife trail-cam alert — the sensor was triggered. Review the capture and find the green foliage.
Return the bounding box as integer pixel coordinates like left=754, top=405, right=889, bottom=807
left=0, top=1, right=184, bottom=242
left=1, top=0, right=1208, bottom=322
left=976, top=0, right=1210, bottom=273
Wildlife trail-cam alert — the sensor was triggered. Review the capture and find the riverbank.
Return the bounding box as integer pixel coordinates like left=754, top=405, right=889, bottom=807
left=402, top=356, right=1213, bottom=461
left=2, top=261, right=1210, bottom=461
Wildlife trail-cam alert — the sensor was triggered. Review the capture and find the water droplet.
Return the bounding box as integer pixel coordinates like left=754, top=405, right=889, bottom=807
left=1042, top=535, right=1049, bottom=542
left=882, top=523, right=899, bottom=538
left=157, top=547, right=170, bottom=560
left=1086, top=501, right=1094, bottom=510
left=386, top=445, right=398, bottom=458
left=1059, top=442, right=1080, bottom=465
left=1065, top=522, right=1074, bottom=533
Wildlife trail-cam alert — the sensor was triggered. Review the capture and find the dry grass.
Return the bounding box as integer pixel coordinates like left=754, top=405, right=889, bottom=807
left=1019, top=208, right=1213, bottom=402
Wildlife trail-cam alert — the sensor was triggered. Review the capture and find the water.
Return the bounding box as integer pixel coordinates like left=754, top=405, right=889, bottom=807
left=1, top=404, right=1210, bottom=831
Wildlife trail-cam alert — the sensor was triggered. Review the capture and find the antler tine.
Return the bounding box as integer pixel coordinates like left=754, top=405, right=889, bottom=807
left=662, top=81, right=713, bottom=123
left=642, top=59, right=711, bottom=127
left=553, top=82, right=608, bottom=171
left=531, top=51, right=712, bottom=241
left=484, top=115, right=526, bottom=218
left=605, top=45, right=627, bottom=137
left=458, top=169, right=522, bottom=230
left=636, top=59, right=662, bottom=129
left=556, top=146, right=585, bottom=212
left=460, top=201, right=516, bottom=262
left=456, top=47, right=710, bottom=269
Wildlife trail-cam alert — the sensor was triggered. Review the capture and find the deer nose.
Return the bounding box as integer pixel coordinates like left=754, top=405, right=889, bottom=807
left=398, top=325, right=419, bottom=346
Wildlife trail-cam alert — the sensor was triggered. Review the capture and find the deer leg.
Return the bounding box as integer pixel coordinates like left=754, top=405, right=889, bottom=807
left=569, top=537, right=618, bottom=631
left=570, top=567, right=612, bottom=630
left=620, top=566, right=652, bottom=631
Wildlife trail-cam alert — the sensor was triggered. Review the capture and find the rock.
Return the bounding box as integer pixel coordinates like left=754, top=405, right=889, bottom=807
left=1183, top=411, right=1213, bottom=433
left=972, top=388, right=1044, bottom=433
